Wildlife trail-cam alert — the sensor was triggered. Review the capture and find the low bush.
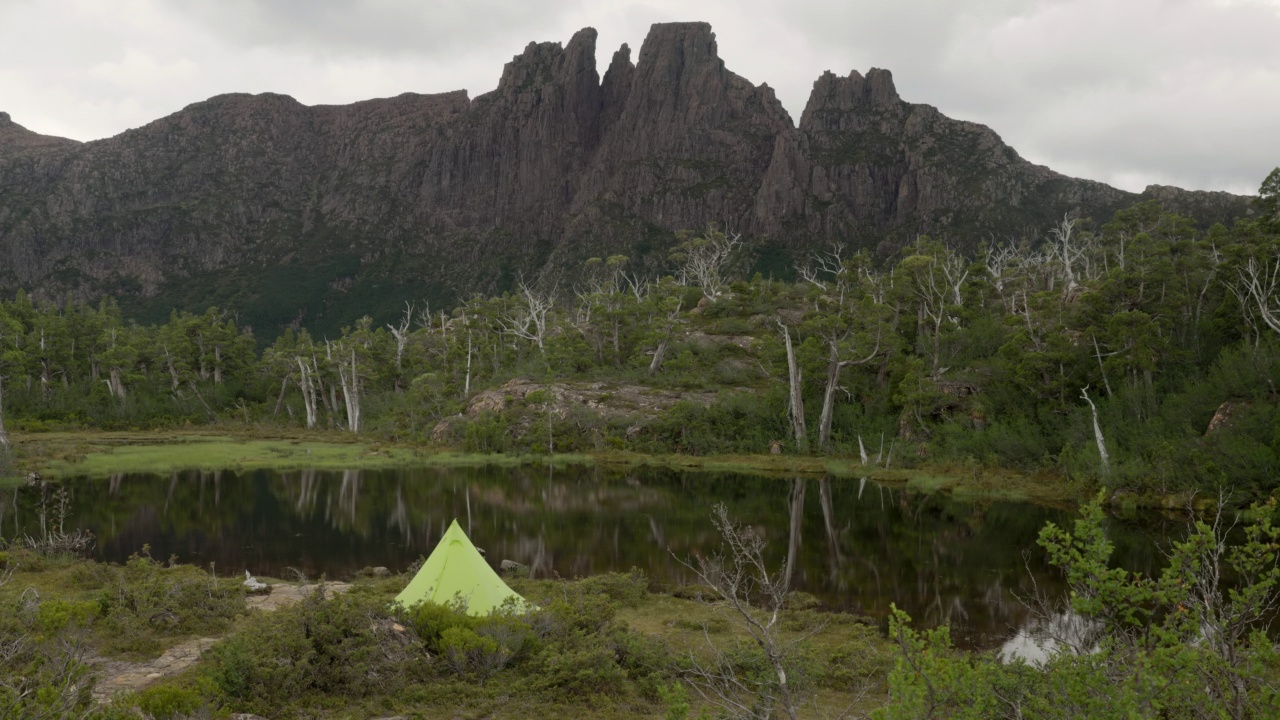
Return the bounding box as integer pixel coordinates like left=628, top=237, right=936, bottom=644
left=95, top=551, right=243, bottom=656
left=134, top=684, right=204, bottom=720
left=205, top=587, right=427, bottom=715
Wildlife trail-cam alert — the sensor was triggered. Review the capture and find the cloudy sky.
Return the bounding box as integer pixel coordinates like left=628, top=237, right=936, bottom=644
left=2, top=0, right=1277, bottom=194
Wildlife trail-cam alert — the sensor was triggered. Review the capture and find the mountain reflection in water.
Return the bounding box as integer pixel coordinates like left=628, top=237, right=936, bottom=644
left=1, top=466, right=1176, bottom=650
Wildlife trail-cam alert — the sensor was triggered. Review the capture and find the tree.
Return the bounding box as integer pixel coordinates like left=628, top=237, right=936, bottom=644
left=776, top=320, right=808, bottom=453
left=671, top=227, right=744, bottom=299
left=499, top=279, right=556, bottom=354
left=387, top=301, right=416, bottom=392
left=799, top=250, right=888, bottom=450
left=879, top=497, right=1280, bottom=719
left=675, top=504, right=822, bottom=720
left=1232, top=254, right=1280, bottom=336
left=0, top=374, right=9, bottom=455
left=1078, top=387, right=1110, bottom=476
left=0, top=311, right=22, bottom=455
left=896, top=238, right=969, bottom=377
left=1255, top=167, right=1280, bottom=229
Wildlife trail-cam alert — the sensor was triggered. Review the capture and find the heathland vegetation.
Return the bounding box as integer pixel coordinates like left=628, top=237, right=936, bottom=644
left=4, top=171, right=1280, bottom=502
left=2, top=487, right=1279, bottom=718
left=1, top=170, right=1279, bottom=718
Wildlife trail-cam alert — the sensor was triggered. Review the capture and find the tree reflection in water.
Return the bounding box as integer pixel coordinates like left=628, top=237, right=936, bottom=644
left=6, top=466, right=1173, bottom=650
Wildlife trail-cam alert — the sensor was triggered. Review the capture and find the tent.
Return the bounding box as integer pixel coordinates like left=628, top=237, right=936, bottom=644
left=394, top=519, right=528, bottom=616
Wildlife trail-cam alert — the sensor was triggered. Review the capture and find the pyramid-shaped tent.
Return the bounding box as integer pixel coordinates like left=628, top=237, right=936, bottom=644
left=394, top=519, right=528, bottom=616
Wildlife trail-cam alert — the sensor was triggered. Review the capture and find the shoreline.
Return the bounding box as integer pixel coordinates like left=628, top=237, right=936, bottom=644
left=7, top=427, right=1107, bottom=507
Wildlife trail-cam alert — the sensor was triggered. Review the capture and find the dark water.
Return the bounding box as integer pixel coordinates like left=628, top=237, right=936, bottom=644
left=0, top=466, right=1180, bottom=649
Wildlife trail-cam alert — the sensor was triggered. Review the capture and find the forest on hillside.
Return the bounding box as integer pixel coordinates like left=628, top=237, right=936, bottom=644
left=2, top=170, right=1279, bottom=499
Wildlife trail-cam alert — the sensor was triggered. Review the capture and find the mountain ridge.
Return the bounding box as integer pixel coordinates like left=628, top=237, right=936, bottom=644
left=0, top=22, right=1251, bottom=336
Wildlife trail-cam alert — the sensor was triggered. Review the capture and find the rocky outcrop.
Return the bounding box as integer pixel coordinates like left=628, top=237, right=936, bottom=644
left=0, top=22, right=1252, bottom=335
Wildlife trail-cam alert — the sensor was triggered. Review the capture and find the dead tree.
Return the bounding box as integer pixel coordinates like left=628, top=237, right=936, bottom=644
left=387, top=301, right=415, bottom=390
left=0, top=374, right=10, bottom=454
left=1232, top=256, right=1280, bottom=336
left=1047, top=213, right=1097, bottom=299
left=675, top=504, right=820, bottom=720
left=816, top=332, right=880, bottom=451
left=648, top=299, right=683, bottom=375
left=777, top=321, right=808, bottom=452
left=674, top=227, right=743, bottom=299
left=295, top=356, right=319, bottom=429
left=500, top=280, right=555, bottom=352
left=1080, top=387, right=1110, bottom=476
left=334, top=344, right=362, bottom=433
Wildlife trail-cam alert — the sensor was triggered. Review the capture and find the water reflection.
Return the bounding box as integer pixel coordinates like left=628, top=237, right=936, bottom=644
left=998, top=611, right=1105, bottom=665
left=0, top=467, right=1173, bottom=650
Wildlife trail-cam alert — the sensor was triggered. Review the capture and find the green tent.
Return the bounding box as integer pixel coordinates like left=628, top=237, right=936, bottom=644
left=394, top=519, right=528, bottom=616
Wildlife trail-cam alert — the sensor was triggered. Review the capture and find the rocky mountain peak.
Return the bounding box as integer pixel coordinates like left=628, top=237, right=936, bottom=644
left=636, top=21, right=722, bottom=75
left=0, top=111, right=11, bottom=126
left=495, top=27, right=600, bottom=97
left=800, top=67, right=902, bottom=131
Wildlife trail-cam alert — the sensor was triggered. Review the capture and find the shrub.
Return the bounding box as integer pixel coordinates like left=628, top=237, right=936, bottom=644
left=95, top=552, right=243, bottom=656
left=439, top=626, right=512, bottom=679
left=574, top=569, right=648, bottom=608
left=402, top=598, right=475, bottom=650
left=134, top=684, right=204, bottom=720
left=205, top=588, right=426, bottom=714
left=529, top=638, right=628, bottom=696
left=464, top=412, right=510, bottom=453
left=36, top=599, right=97, bottom=634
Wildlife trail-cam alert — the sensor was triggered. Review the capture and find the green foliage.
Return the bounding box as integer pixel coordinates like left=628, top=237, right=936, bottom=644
left=0, top=595, right=98, bottom=717
left=878, top=497, right=1280, bottom=719
left=404, top=597, right=476, bottom=649
left=439, top=625, right=512, bottom=679
left=573, top=568, right=649, bottom=608
left=205, top=587, right=427, bottom=714
left=95, top=551, right=244, bottom=656
left=35, top=598, right=97, bottom=635
left=3, top=182, right=1280, bottom=503
left=133, top=684, right=204, bottom=720
left=463, top=411, right=510, bottom=453
left=528, top=637, right=630, bottom=696
left=658, top=681, right=691, bottom=720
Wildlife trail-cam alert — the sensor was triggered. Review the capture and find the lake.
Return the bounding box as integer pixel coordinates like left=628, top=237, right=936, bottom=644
left=0, top=465, right=1181, bottom=650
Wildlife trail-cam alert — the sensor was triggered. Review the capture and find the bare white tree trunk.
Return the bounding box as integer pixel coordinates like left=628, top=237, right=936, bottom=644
left=1080, top=387, right=1110, bottom=476
left=675, top=228, right=743, bottom=299
left=648, top=299, right=683, bottom=375
left=816, top=336, right=880, bottom=451
left=0, top=375, right=10, bottom=453
left=778, top=321, right=808, bottom=452
left=387, top=301, right=413, bottom=391
left=464, top=329, right=473, bottom=397
left=675, top=504, right=813, bottom=720
left=337, top=347, right=361, bottom=433
left=107, top=368, right=127, bottom=400
left=295, top=357, right=318, bottom=429
left=164, top=344, right=181, bottom=391
left=273, top=373, right=290, bottom=417
left=1234, top=256, right=1280, bottom=335
left=817, top=345, right=843, bottom=452
left=500, top=280, right=555, bottom=352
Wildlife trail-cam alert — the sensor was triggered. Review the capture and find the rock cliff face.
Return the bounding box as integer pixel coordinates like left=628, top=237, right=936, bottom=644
left=0, top=22, right=1251, bottom=334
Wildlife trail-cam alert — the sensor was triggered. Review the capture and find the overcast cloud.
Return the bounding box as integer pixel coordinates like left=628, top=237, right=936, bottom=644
left=1, top=0, right=1276, bottom=194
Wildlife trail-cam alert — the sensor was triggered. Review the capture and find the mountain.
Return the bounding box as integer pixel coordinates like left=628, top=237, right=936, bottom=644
left=0, top=22, right=1251, bottom=336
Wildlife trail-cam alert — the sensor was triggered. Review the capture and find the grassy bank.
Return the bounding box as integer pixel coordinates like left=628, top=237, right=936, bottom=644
left=6, top=429, right=1081, bottom=503
left=0, top=548, right=891, bottom=718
